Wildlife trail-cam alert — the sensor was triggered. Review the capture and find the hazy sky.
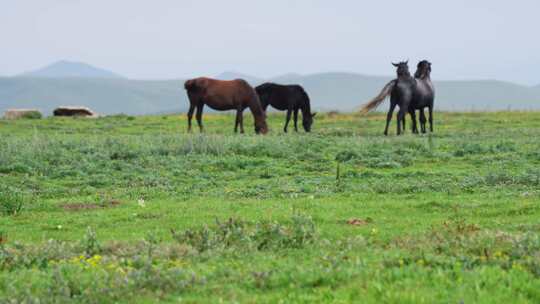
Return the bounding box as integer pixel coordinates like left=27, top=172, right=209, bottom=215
left=2, top=0, right=539, bottom=84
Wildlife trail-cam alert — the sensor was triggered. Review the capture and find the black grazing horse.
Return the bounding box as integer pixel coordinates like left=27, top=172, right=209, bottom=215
left=255, top=83, right=316, bottom=132
left=360, top=61, right=416, bottom=135
left=410, top=60, right=435, bottom=133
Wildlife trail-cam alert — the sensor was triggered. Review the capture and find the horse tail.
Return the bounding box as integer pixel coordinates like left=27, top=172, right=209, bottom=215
left=359, top=80, right=396, bottom=114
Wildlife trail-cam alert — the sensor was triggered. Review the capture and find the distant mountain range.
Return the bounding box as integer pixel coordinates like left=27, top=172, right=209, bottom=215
left=1, top=62, right=539, bottom=116
left=215, top=71, right=263, bottom=85
left=20, top=60, right=124, bottom=79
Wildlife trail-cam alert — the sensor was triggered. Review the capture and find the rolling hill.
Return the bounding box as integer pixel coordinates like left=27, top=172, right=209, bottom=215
left=1, top=67, right=540, bottom=116
left=0, top=77, right=181, bottom=116
left=20, top=60, right=124, bottom=79
left=215, top=71, right=263, bottom=85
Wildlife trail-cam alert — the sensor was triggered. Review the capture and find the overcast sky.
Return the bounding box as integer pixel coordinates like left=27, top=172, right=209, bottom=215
left=1, top=0, right=539, bottom=84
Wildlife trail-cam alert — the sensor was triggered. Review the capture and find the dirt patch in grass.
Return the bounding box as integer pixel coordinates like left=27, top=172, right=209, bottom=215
left=61, top=200, right=122, bottom=211
left=346, top=218, right=373, bottom=226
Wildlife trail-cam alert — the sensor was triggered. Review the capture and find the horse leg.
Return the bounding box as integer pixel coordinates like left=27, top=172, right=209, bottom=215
left=234, top=109, right=241, bottom=133
left=293, top=108, right=299, bottom=132
left=397, top=108, right=406, bottom=136
left=428, top=106, right=434, bottom=132
left=239, top=109, right=245, bottom=134
left=187, top=104, right=195, bottom=132
left=196, top=104, right=204, bottom=132
left=384, top=103, right=397, bottom=136
left=420, top=109, right=427, bottom=133
left=284, top=108, right=292, bottom=133
left=409, top=109, right=418, bottom=134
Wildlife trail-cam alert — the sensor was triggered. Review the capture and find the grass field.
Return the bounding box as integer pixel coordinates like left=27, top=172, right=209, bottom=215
left=1, top=111, right=540, bottom=303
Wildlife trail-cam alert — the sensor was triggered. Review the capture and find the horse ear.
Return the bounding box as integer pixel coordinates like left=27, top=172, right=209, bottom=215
left=405, top=59, right=409, bottom=65
left=392, top=62, right=399, bottom=67
left=311, top=112, right=317, bottom=118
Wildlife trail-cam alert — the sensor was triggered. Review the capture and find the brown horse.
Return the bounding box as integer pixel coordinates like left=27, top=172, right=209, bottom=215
left=184, top=77, right=268, bottom=134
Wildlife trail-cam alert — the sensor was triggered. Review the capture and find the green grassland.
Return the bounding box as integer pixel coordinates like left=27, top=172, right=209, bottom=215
left=1, top=111, right=540, bottom=303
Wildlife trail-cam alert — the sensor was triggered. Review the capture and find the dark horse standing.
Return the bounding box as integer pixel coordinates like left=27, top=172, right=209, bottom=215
left=410, top=60, right=435, bottom=133
left=360, top=61, right=416, bottom=135
left=184, top=77, right=268, bottom=134
left=255, top=83, right=316, bottom=132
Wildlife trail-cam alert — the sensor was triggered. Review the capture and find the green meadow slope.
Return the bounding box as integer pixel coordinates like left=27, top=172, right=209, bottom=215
left=1, top=112, right=540, bottom=303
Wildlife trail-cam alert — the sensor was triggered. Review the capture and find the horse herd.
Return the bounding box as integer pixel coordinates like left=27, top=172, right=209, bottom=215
left=183, top=60, right=434, bottom=135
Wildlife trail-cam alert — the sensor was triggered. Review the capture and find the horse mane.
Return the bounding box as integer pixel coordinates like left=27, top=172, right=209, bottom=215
left=242, top=81, right=268, bottom=132
left=297, top=86, right=312, bottom=114
left=248, top=92, right=266, bottom=117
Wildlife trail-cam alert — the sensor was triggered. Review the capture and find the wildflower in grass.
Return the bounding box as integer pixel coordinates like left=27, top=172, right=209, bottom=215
left=169, top=259, right=187, bottom=268
left=86, top=254, right=102, bottom=267
left=106, top=263, right=116, bottom=270
left=70, top=255, right=85, bottom=264
left=138, top=199, right=146, bottom=208
left=512, top=262, right=524, bottom=271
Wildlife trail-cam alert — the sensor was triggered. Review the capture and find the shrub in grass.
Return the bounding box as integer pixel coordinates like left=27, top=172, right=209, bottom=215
left=454, top=142, right=488, bottom=156
left=20, top=111, right=42, bottom=119
left=335, top=150, right=359, bottom=163
left=80, top=227, right=101, bottom=258
left=517, top=169, right=540, bottom=186
left=171, top=215, right=318, bottom=252
left=0, top=187, right=25, bottom=215
left=490, top=141, right=516, bottom=153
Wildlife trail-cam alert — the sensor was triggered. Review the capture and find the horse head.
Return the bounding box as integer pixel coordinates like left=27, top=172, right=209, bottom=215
left=254, top=114, right=269, bottom=134
left=302, top=112, right=316, bottom=132
left=414, top=60, right=432, bottom=79
left=392, top=60, right=410, bottom=77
